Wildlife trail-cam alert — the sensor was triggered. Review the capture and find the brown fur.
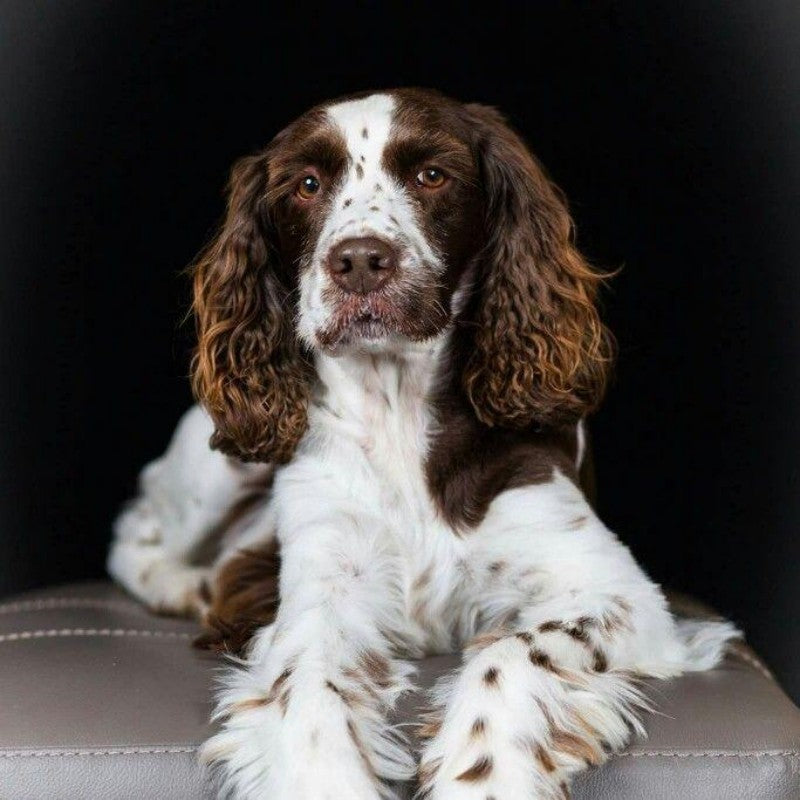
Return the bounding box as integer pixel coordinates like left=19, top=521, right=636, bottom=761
left=455, top=754, right=493, bottom=782
left=194, top=542, right=280, bottom=655
left=423, top=99, right=613, bottom=529
left=550, top=728, right=603, bottom=766
left=191, top=153, right=312, bottom=463
left=483, top=666, right=500, bottom=686
left=460, top=103, right=614, bottom=430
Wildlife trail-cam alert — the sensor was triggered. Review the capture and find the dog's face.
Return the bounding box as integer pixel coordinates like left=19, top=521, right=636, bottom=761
left=192, top=89, right=613, bottom=462
left=267, top=91, right=484, bottom=352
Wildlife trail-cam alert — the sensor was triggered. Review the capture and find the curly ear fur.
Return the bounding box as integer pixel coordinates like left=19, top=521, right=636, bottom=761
left=191, top=154, right=310, bottom=463
left=462, top=104, right=614, bottom=430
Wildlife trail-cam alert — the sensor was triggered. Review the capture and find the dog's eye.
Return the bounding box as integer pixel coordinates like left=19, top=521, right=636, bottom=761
left=415, top=167, right=447, bottom=189
left=296, top=174, right=321, bottom=199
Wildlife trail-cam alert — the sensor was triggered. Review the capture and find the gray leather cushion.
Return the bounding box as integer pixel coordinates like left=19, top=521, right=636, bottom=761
left=0, top=582, right=797, bottom=799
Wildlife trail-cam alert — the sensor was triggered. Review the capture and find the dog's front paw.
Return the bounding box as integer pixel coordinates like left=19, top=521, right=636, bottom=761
left=202, top=660, right=410, bottom=799
left=203, top=718, right=388, bottom=800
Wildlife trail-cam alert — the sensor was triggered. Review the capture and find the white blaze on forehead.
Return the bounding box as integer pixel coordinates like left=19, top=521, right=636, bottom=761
left=319, top=92, right=438, bottom=263
left=326, top=93, right=396, bottom=173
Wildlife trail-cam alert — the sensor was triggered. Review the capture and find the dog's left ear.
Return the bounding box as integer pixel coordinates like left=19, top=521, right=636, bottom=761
left=461, top=103, right=614, bottom=430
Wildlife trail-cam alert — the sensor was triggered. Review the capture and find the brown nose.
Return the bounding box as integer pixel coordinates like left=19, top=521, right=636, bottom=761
left=326, top=237, right=398, bottom=294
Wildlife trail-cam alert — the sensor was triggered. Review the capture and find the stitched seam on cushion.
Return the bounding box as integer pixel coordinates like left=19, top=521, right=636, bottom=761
left=0, top=748, right=795, bottom=761
left=0, top=747, right=198, bottom=758
left=0, top=599, right=138, bottom=615
left=0, top=628, right=194, bottom=642
left=618, top=750, right=800, bottom=758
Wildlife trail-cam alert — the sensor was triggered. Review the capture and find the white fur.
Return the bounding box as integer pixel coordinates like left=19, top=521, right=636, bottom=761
left=111, top=376, right=738, bottom=800
left=110, top=95, right=739, bottom=799
left=108, top=405, right=274, bottom=615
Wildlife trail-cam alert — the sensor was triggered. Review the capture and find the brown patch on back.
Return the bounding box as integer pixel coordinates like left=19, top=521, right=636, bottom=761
left=565, top=622, right=591, bottom=644
left=425, top=410, right=581, bottom=530
left=483, top=666, right=500, bottom=686
left=194, top=540, right=280, bottom=655
left=471, top=717, right=487, bottom=738
left=539, top=620, right=562, bottom=633
left=529, top=649, right=555, bottom=671
left=592, top=648, right=608, bottom=672
left=455, top=754, right=493, bottom=782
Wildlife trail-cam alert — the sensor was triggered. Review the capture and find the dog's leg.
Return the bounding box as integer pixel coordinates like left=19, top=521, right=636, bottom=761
left=201, top=494, right=415, bottom=800
left=418, top=473, right=739, bottom=800
left=108, top=404, right=272, bottom=616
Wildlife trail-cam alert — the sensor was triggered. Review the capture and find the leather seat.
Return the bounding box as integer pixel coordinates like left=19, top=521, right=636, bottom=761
left=0, top=582, right=798, bottom=799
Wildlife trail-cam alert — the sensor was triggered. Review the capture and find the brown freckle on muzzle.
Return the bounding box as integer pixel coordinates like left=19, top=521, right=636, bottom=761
left=361, top=127, right=368, bottom=139
left=355, top=163, right=364, bottom=179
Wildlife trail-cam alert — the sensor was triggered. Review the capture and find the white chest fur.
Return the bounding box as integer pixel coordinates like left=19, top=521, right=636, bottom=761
left=288, top=340, right=472, bottom=650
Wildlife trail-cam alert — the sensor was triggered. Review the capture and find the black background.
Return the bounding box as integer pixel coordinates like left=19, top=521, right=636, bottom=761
left=2, top=2, right=798, bottom=699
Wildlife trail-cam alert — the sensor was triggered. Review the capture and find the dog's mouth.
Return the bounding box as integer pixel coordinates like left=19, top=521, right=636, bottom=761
left=347, top=312, right=392, bottom=339
left=315, top=279, right=452, bottom=352
left=317, top=300, right=398, bottom=350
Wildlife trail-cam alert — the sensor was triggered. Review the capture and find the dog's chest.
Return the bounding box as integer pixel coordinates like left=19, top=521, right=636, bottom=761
left=317, top=349, right=471, bottom=643
left=360, top=360, right=471, bottom=640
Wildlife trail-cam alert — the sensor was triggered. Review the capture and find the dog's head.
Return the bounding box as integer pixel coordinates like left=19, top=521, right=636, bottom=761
left=192, top=89, right=613, bottom=462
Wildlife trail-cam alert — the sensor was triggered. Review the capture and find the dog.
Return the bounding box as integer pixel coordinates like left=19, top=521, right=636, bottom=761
left=109, top=88, right=737, bottom=799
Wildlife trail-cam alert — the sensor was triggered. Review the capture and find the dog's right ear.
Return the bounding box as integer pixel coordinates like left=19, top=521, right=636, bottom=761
left=191, top=153, right=310, bottom=463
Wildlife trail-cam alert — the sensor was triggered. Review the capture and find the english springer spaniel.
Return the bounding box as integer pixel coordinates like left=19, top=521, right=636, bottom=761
left=109, top=89, right=737, bottom=800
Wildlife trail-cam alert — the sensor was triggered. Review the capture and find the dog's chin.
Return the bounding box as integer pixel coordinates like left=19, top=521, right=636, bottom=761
left=317, top=312, right=400, bottom=354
